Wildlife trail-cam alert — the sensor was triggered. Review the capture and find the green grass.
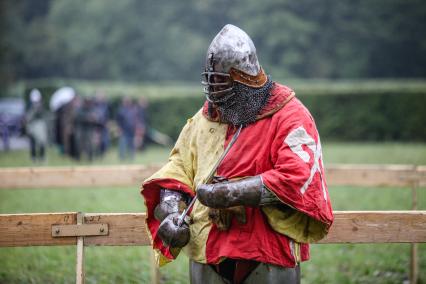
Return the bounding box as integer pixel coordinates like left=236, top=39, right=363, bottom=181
left=323, top=142, right=426, bottom=165
left=0, top=142, right=425, bottom=283
left=0, top=145, right=171, bottom=168
left=1, top=142, right=425, bottom=167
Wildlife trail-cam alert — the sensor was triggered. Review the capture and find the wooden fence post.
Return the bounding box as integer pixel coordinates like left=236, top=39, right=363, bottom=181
left=410, top=178, right=418, bottom=284
left=150, top=249, right=160, bottom=284
left=76, top=212, right=85, bottom=284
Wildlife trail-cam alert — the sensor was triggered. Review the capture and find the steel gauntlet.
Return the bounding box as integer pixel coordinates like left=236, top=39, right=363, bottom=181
left=197, top=176, right=280, bottom=209
left=154, top=189, right=187, bottom=221
left=154, top=189, right=190, bottom=248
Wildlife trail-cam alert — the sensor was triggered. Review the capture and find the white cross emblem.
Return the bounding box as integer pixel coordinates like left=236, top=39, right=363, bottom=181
left=284, top=126, right=327, bottom=200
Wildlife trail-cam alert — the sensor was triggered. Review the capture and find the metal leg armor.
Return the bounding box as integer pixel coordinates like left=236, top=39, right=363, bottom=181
left=244, top=262, right=300, bottom=284
left=190, top=260, right=227, bottom=284
left=189, top=260, right=300, bottom=284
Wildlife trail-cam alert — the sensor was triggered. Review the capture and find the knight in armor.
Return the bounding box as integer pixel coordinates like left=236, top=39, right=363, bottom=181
left=141, top=24, right=334, bottom=284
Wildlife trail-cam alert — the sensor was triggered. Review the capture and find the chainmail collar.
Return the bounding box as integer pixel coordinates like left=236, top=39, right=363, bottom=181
left=208, top=77, right=273, bottom=127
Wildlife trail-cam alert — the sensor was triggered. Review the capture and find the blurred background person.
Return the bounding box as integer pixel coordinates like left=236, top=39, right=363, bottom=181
left=75, top=97, right=102, bottom=162
left=0, top=97, right=25, bottom=152
left=25, top=89, right=48, bottom=163
left=134, top=96, right=148, bottom=151
left=116, top=97, right=137, bottom=161
left=50, top=87, right=78, bottom=158
left=93, top=90, right=111, bottom=158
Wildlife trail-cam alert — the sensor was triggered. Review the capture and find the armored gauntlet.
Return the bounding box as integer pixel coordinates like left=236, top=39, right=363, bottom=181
left=197, top=175, right=279, bottom=209
left=154, top=189, right=190, bottom=248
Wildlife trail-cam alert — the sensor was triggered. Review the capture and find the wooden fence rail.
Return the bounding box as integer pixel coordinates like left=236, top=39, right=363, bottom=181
left=1, top=211, right=426, bottom=247
left=0, top=164, right=425, bottom=189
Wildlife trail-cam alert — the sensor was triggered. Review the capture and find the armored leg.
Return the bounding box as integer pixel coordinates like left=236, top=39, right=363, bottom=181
left=190, top=260, right=300, bottom=284
left=190, top=260, right=227, bottom=284
left=244, top=263, right=300, bottom=284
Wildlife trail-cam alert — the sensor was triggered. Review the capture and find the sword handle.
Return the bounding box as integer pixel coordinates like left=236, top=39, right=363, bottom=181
left=177, top=195, right=197, bottom=227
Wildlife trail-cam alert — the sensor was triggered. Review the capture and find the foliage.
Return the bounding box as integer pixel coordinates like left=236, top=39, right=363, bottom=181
left=1, top=0, right=426, bottom=86
left=146, top=96, right=204, bottom=140
left=146, top=86, right=426, bottom=142
left=301, top=91, right=426, bottom=141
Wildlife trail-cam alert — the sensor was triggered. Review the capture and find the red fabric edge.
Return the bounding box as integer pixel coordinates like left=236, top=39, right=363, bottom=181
left=141, top=178, right=195, bottom=260
left=261, top=172, right=333, bottom=227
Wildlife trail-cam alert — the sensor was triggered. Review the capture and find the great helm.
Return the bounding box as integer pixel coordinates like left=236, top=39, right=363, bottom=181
left=201, top=24, right=268, bottom=104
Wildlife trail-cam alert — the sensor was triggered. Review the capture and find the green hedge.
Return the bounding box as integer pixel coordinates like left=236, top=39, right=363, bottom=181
left=300, top=92, right=426, bottom=141
left=19, top=80, right=426, bottom=142
left=146, top=96, right=205, bottom=140
left=146, top=92, right=426, bottom=142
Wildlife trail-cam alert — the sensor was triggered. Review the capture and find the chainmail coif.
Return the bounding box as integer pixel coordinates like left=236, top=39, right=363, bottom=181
left=209, top=77, right=273, bottom=127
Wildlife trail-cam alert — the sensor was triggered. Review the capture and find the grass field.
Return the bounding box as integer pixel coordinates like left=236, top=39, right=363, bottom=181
left=0, top=142, right=425, bottom=283
left=1, top=142, right=425, bottom=167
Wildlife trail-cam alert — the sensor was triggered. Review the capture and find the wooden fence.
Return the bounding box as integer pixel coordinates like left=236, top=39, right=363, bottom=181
left=0, top=164, right=425, bottom=283
left=0, top=164, right=424, bottom=189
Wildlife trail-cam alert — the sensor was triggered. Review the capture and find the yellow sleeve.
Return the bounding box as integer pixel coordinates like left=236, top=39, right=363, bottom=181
left=144, top=115, right=198, bottom=191
left=262, top=205, right=329, bottom=243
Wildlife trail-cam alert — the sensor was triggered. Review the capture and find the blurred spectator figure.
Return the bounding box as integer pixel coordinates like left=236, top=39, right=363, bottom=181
left=134, top=97, right=148, bottom=151
left=117, top=97, right=137, bottom=161
left=93, top=90, right=110, bottom=158
left=25, top=89, right=48, bottom=163
left=0, top=97, right=25, bottom=151
left=75, top=98, right=100, bottom=161
left=50, top=87, right=77, bottom=156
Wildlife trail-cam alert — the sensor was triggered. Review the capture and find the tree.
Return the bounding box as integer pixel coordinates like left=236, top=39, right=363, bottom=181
left=1, top=0, right=425, bottom=84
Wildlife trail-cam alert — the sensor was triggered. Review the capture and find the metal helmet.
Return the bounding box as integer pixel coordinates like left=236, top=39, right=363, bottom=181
left=201, top=24, right=268, bottom=104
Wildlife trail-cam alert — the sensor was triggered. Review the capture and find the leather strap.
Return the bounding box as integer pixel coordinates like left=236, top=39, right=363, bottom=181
left=229, top=67, right=268, bottom=88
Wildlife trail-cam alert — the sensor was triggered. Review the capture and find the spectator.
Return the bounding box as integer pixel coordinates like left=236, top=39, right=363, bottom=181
left=116, top=97, right=137, bottom=161
left=25, top=89, right=48, bottom=163
left=75, top=98, right=100, bottom=161
left=93, top=91, right=110, bottom=157
left=51, top=87, right=77, bottom=157
left=134, top=97, right=148, bottom=151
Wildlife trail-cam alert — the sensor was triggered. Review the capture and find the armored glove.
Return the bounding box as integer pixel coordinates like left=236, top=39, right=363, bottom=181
left=154, top=189, right=190, bottom=248
left=157, top=212, right=190, bottom=247
left=197, top=175, right=278, bottom=209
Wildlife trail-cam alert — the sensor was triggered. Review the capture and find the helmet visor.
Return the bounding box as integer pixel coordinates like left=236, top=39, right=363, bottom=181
left=201, top=71, right=234, bottom=103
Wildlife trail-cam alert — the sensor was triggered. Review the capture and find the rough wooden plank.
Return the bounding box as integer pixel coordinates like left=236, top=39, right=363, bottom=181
left=83, top=213, right=151, bottom=246
left=0, top=165, right=161, bottom=189
left=325, top=164, right=419, bottom=187
left=319, top=211, right=426, bottom=243
left=0, top=213, right=151, bottom=247
left=1, top=212, right=425, bottom=247
left=0, top=212, right=77, bottom=246
left=1, top=164, right=425, bottom=189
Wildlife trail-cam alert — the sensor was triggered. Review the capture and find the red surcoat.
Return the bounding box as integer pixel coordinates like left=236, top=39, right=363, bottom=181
left=142, top=82, right=334, bottom=267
